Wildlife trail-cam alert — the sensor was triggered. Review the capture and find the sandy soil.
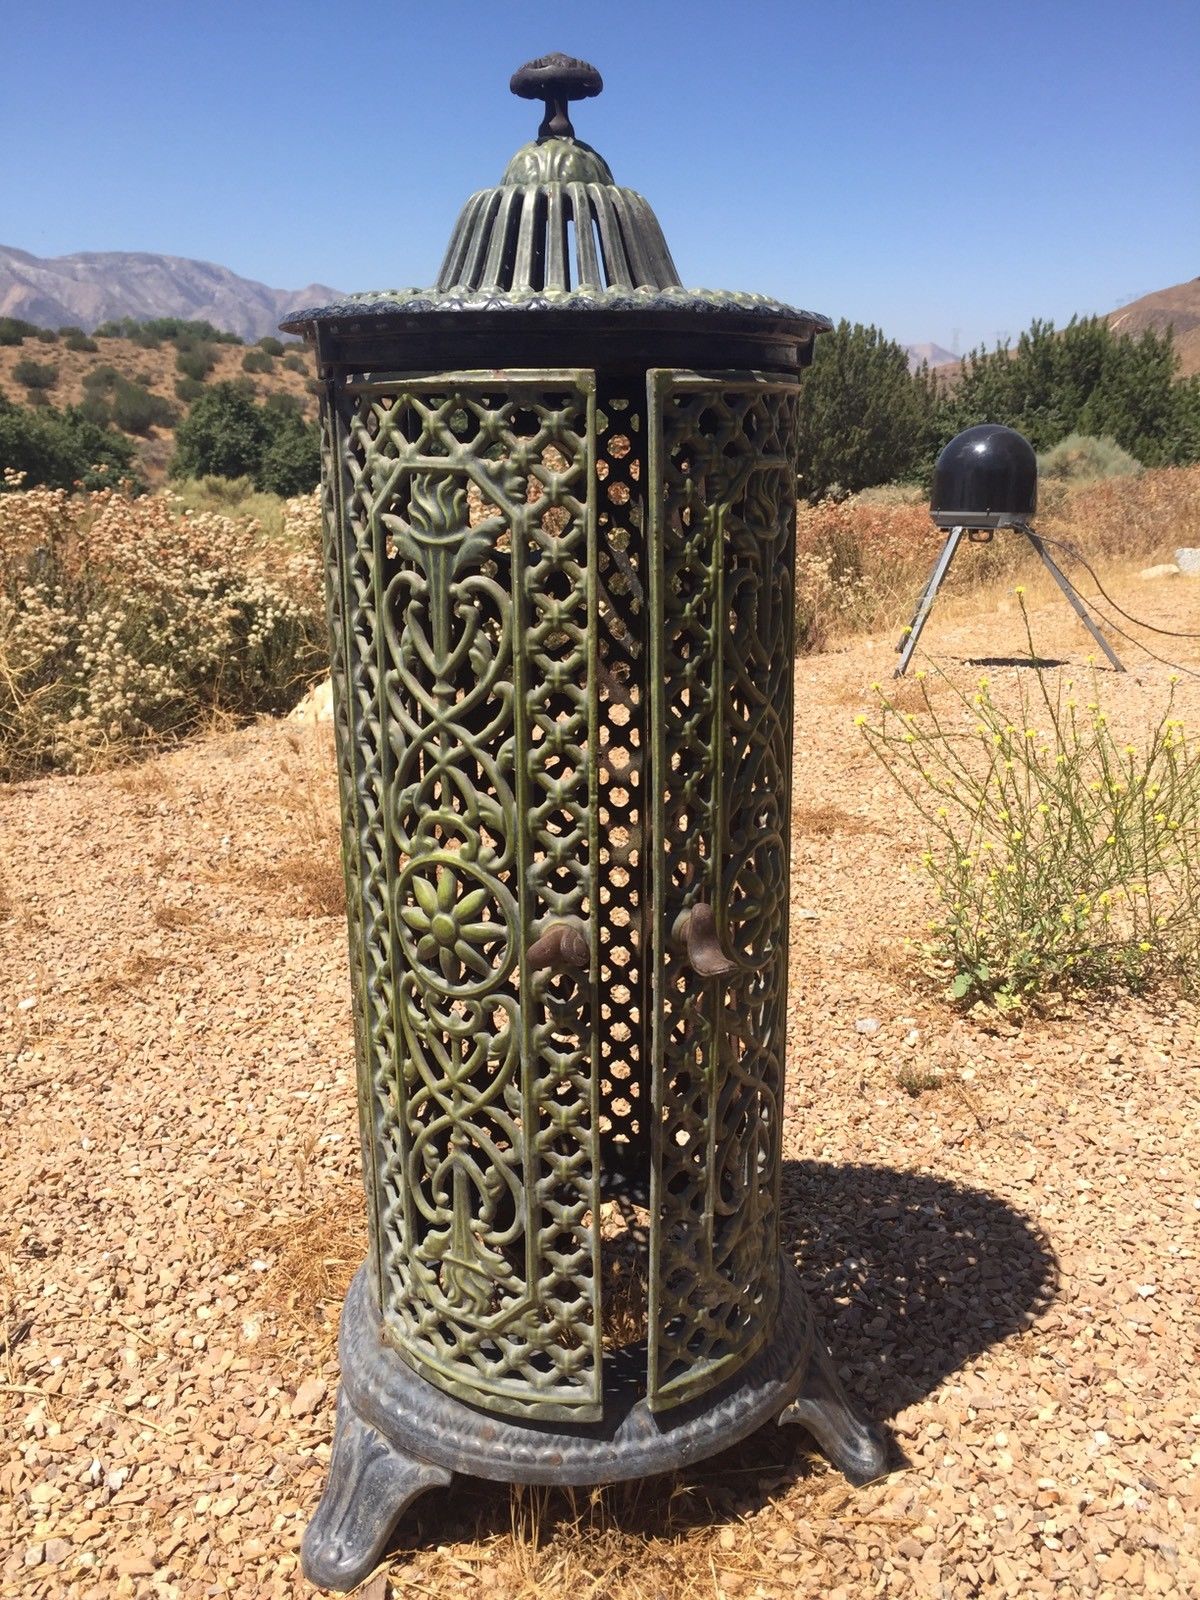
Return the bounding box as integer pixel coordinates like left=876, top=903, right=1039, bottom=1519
left=2, top=578, right=1199, bottom=1599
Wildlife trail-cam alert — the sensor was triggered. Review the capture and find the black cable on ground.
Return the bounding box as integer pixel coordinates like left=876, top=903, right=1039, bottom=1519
left=1032, top=529, right=1200, bottom=640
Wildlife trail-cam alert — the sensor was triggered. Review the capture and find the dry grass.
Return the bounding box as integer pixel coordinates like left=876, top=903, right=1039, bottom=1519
left=230, top=726, right=348, bottom=917
left=238, top=1182, right=366, bottom=1361
left=244, top=852, right=346, bottom=918
left=598, top=1201, right=650, bottom=1349
left=791, top=802, right=875, bottom=837
left=153, top=903, right=204, bottom=932
left=91, top=949, right=172, bottom=996
left=796, top=464, right=1200, bottom=649
left=114, top=762, right=182, bottom=801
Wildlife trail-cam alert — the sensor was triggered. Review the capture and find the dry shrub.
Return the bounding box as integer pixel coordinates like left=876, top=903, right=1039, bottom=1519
left=1039, top=464, right=1200, bottom=565
left=795, top=497, right=941, bottom=644
left=860, top=637, right=1200, bottom=1011
left=0, top=475, right=326, bottom=778
left=795, top=465, right=1200, bottom=648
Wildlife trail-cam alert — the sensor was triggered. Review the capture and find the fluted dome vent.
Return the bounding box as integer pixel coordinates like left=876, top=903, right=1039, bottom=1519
left=279, top=54, right=832, bottom=335
left=435, top=54, right=683, bottom=297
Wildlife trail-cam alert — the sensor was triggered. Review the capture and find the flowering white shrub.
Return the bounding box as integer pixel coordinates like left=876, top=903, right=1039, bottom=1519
left=0, top=474, right=327, bottom=777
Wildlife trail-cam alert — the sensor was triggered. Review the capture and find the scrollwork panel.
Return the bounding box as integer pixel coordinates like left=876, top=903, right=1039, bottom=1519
left=330, top=374, right=601, bottom=1421
left=647, top=371, right=800, bottom=1412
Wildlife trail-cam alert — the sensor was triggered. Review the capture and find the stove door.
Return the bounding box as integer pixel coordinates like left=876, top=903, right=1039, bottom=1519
left=645, top=368, right=801, bottom=1412
left=328, top=369, right=604, bottom=1421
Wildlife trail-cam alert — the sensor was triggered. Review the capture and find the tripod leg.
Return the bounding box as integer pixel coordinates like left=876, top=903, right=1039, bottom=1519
left=895, top=526, right=964, bottom=676
left=1024, top=530, right=1124, bottom=672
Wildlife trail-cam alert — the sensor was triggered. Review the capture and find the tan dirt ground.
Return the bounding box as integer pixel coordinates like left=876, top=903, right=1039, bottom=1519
left=2, top=575, right=1199, bottom=1599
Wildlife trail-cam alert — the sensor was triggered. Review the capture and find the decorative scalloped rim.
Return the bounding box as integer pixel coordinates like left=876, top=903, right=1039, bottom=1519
left=280, top=285, right=832, bottom=334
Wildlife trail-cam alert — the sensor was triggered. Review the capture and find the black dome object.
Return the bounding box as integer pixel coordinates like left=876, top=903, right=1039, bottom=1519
left=930, top=423, right=1037, bottom=530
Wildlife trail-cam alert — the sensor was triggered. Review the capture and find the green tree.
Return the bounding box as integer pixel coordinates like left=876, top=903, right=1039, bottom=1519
left=0, top=397, right=139, bottom=491
left=257, top=409, right=320, bottom=496
left=175, top=343, right=217, bottom=382
left=110, top=377, right=175, bottom=436
left=82, top=364, right=121, bottom=395
left=61, top=328, right=99, bottom=352
left=169, top=383, right=270, bottom=481
left=0, top=317, right=38, bottom=346
left=13, top=359, right=59, bottom=391
left=936, top=317, right=1200, bottom=467
left=795, top=321, right=936, bottom=500
left=95, top=316, right=243, bottom=345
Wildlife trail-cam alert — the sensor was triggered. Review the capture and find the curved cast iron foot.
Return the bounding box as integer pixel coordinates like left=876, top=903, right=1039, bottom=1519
left=778, top=1336, right=891, bottom=1487
left=301, top=1387, right=452, bottom=1592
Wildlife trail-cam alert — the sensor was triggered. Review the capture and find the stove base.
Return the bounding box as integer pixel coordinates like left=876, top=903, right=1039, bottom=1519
left=301, top=1259, right=889, bottom=1590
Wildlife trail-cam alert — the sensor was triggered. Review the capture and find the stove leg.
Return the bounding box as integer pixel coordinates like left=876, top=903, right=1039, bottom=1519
left=779, top=1335, right=891, bottom=1487
left=301, top=1386, right=452, bottom=1592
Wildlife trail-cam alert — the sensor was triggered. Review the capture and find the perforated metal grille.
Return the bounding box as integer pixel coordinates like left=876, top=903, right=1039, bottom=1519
left=321, top=364, right=801, bottom=1424
left=594, top=386, right=651, bottom=1200
left=328, top=373, right=602, bottom=1421
left=647, top=372, right=800, bottom=1411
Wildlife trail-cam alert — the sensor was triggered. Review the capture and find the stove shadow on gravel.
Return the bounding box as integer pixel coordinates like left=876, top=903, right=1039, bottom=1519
left=369, top=1161, right=1058, bottom=1562
left=782, top=1159, right=1060, bottom=1427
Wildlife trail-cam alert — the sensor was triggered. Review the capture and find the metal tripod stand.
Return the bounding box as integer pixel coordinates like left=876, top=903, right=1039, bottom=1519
left=894, top=519, right=1125, bottom=676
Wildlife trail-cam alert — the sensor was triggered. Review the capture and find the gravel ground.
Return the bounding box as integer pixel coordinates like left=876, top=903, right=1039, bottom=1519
left=3, top=579, right=1199, bottom=1599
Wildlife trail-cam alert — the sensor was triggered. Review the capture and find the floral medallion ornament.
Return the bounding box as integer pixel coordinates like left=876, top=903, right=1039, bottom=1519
left=397, top=859, right=514, bottom=996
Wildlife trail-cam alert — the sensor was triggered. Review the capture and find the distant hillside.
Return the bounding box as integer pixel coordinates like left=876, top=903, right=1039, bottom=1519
left=0, top=245, right=341, bottom=344
left=0, top=325, right=316, bottom=484
left=925, top=278, right=1200, bottom=381
left=1106, top=277, right=1200, bottom=378
left=904, top=341, right=958, bottom=373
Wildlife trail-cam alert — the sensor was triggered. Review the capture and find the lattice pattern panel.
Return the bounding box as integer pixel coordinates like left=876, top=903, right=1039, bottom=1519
left=327, top=373, right=602, bottom=1421
left=319, top=390, right=390, bottom=1296
left=594, top=387, right=651, bottom=1198
left=646, top=371, right=801, bottom=1411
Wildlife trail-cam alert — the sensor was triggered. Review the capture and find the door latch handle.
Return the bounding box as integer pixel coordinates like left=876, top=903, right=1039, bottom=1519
left=673, top=901, right=736, bottom=978
left=525, top=920, right=591, bottom=972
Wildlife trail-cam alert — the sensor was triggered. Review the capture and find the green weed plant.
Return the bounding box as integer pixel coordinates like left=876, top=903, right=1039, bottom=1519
left=859, top=601, right=1200, bottom=1011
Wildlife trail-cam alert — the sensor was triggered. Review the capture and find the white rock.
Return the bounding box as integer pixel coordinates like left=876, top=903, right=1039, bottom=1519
left=289, top=677, right=334, bottom=722
left=855, top=1017, right=881, bottom=1035
left=1176, top=548, right=1200, bottom=575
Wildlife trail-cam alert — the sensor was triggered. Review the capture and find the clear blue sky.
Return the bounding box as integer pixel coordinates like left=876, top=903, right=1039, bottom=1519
left=3, top=0, right=1198, bottom=353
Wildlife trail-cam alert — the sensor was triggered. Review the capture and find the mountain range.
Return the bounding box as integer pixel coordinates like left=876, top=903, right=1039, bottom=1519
left=0, top=245, right=341, bottom=344
left=1106, top=277, right=1200, bottom=378
left=3, top=245, right=1197, bottom=380
left=905, top=278, right=1200, bottom=379
left=904, top=341, right=959, bottom=372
